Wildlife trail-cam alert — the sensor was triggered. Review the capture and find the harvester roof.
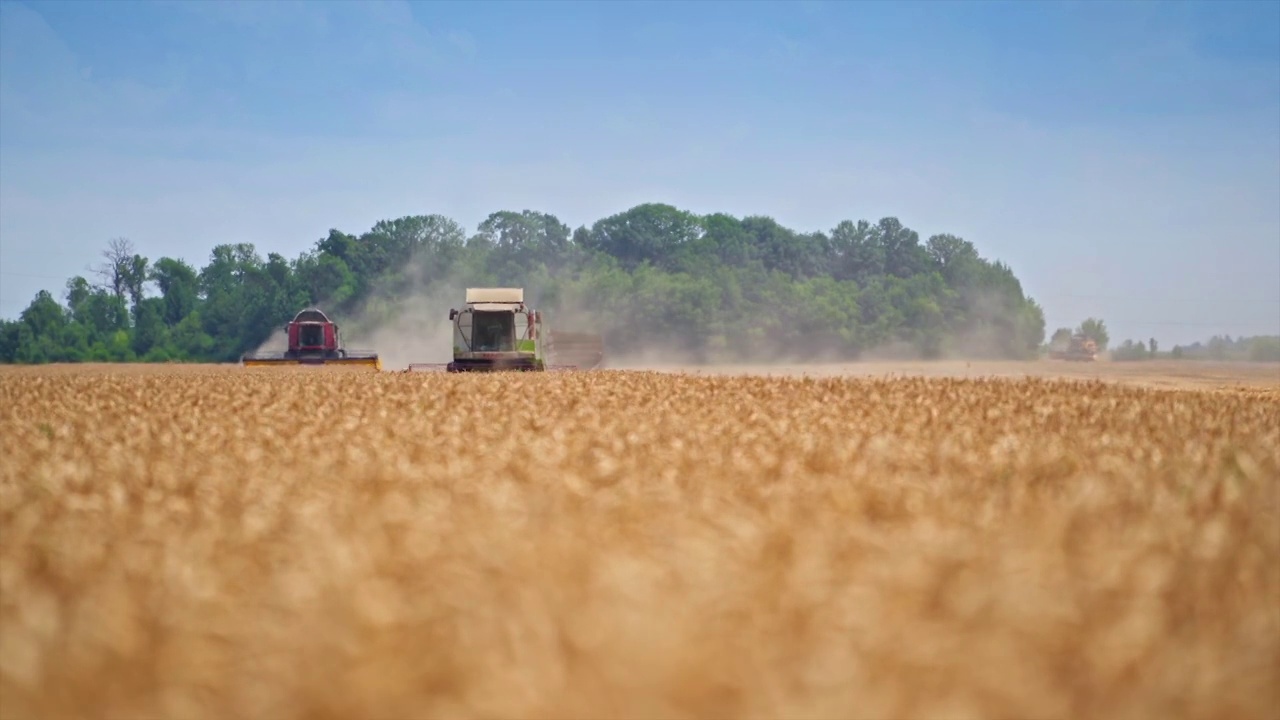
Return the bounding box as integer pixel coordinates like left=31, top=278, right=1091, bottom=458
left=466, top=287, right=523, bottom=304
left=293, top=307, right=331, bottom=323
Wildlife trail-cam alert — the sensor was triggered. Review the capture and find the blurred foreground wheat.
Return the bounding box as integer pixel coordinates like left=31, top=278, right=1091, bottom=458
left=1, top=366, right=1278, bottom=720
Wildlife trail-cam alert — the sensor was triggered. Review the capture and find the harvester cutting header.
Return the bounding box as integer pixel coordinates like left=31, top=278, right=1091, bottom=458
left=409, top=287, right=603, bottom=372
left=241, top=307, right=382, bottom=370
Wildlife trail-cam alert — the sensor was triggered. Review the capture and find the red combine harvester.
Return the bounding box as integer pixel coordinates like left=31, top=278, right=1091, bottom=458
left=240, top=307, right=382, bottom=370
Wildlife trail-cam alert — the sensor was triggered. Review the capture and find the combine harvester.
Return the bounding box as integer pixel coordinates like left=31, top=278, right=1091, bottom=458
left=241, top=307, right=382, bottom=370
left=1048, top=332, right=1099, bottom=362
left=408, top=287, right=603, bottom=372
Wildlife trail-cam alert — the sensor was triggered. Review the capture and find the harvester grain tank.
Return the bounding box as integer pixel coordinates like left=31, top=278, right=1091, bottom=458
left=406, top=287, right=603, bottom=372
left=240, top=307, right=382, bottom=370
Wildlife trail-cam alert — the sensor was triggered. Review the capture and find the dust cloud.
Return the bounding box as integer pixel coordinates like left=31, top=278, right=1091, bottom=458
left=600, top=287, right=1036, bottom=372
left=342, top=280, right=468, bottom=371
left=250, top=258, right=1039, bottom=374
left=252, top=328, right=288, bottom=354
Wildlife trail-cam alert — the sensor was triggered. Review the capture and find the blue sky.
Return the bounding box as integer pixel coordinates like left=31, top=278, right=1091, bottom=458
left=1, top=0, right=1277, bottom=346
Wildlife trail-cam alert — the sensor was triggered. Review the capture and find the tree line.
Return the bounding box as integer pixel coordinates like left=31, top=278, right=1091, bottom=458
left=1114, top=334, right=1280, bottom=362
left=0, top=204, right=1051, bottom=364
left=1048, top=317, right=1280, bottom=363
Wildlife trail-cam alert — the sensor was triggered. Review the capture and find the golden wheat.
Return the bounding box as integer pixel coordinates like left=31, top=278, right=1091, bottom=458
left=1, top=365, right=1277, bottom=720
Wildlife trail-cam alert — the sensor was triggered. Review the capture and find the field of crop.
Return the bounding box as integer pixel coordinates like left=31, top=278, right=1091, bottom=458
left=2, top=362, right=1278, bottom=720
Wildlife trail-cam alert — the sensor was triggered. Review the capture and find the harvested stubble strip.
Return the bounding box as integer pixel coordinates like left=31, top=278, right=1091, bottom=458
left=0, top=367, right=1277, bottom=720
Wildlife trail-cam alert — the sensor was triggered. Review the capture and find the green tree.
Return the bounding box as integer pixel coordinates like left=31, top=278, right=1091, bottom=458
left=477, top=210, right=575, bottom=281
left=587, top=203, right=704, bottom=271
left=150, top=257, right=200, bottom=326
left=872, top=217, right=930, bottom=279
left=1112, top=339, right=1150, bottom=362
left=830, top=219, right=882, bottom=283
left=1077, top=318, right=1109, bottom=351
left=20, top=290, right=66, bottom=338
left=0, top=320, right=20, bottom=362
left=131, top=297, right=166, bottom=357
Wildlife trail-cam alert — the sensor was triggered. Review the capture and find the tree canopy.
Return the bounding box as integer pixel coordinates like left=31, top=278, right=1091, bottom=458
left=0, top=205, right=1049, bottom=364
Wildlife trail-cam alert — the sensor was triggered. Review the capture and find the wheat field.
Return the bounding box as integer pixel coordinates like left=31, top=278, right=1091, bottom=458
left=1, top=364, right=1278, bottom=720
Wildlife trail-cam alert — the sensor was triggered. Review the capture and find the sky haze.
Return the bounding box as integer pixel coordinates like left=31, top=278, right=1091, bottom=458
left=1, top=0, right=1278, bottom=346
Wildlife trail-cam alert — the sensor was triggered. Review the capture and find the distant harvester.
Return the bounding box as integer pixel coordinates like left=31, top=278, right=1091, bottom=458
left=240, top=307, right=382, bottom=370
left=407, top=287, right=604, bottom=372
left=1049, top=332, right=1098, bottom=362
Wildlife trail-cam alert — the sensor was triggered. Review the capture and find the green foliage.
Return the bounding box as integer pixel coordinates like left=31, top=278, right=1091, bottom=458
left=1077, top=318, right=1110, bottom=351
left=1167, top=335, right=1280, bottom=363
left=1, top=207, right=1053, bottom=364
left=1111, top=339, right=1150, bottom=362
left=1106, top=331, right=1279, bottom=363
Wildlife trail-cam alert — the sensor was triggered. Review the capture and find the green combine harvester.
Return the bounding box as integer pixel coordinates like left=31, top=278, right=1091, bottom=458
left=407, top=287, right=604, bottom=372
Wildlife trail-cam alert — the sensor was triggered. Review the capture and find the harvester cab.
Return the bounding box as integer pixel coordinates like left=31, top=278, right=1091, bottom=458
left=241, top=307, right=382, bottom=370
